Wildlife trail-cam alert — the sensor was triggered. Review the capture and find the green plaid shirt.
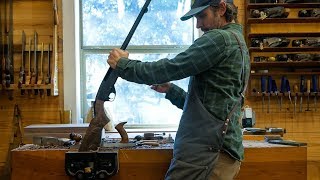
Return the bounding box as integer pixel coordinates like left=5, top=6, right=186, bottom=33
left=116, top=23, right=250, bottom=161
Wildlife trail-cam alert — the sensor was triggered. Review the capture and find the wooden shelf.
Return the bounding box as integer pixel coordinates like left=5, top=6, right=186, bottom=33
left=250, top=92, right=320, bottom=97
left=248, top=32, right=320, bottom=38
left=247, top=18, right=320, bottom=24
left=250, top=72, right=320, bottom=76
left=0, top=84, right=52, bottom=90
left=249, top=47, right=320, bottom=52
left=251, top=61, right=320, bottom=68
left=13, top=44, right=53, bottom=53
left=247, top=3, right=320, bottom=9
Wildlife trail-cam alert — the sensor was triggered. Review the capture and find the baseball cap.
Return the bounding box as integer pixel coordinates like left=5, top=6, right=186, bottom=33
left=181, top=0, right=234, bottom=21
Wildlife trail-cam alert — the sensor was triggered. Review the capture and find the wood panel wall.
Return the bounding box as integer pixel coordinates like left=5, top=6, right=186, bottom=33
left=234, top=0, right=320, bottom=179
left=0, top=0, right=64, bottom=179
left=0, top=0, right=319, bottom=179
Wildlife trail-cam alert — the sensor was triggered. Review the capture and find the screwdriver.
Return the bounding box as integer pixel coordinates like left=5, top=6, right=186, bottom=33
left=272, top=79, right=280, bottom=111
left=300, top=76, right=305, bottom=112
left=280, top=76, right=286, bottom=111
left=313, top=75, right=318, bottom=111
left=286, top=79, right=292, bottom=105
left=293, top=84, right=299, bottom=115
left=306, top=79, right=311, bottom=111
left=261, top=76, right=266, bottom=112
left=267, top=76, right=272, bottom=113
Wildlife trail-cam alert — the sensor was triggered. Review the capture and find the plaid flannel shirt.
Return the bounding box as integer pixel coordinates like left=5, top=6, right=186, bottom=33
left=116, top=23, right=250, bottom=160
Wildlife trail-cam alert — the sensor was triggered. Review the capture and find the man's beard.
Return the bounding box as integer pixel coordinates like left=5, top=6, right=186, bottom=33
left=201, top=28, right=209, bottom=32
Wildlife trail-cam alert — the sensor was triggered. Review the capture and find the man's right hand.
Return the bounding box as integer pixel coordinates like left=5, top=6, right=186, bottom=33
left=150, top=83, right=171, bottom=93
left=107, top=48, right=129, bottom=69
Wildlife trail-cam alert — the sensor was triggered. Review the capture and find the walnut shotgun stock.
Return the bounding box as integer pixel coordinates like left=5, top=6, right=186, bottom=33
left=79, top=0, right=152, bottom=152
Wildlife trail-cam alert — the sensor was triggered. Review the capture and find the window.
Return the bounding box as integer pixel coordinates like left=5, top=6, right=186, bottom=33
left=80, top=0, right=195, bottom=127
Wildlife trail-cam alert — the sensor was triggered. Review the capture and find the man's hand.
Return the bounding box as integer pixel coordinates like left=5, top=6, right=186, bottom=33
left=150, top=83, right=171, bottom=93
left=107, top=48, right=129, bottom=69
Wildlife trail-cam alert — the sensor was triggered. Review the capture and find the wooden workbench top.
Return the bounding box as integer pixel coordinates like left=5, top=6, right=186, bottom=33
left=11, top=141, right=307, bottom=180
left=11, top=140, right=300, bottom=151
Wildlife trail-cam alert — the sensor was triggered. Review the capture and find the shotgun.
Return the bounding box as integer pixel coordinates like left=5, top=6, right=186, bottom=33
left=79, top=0, right=152, bottom=152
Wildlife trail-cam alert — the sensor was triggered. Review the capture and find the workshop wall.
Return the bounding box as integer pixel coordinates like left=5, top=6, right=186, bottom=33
left=0, top=0, right=64, bottom=178
left=240, top=0, right=320, bottom=179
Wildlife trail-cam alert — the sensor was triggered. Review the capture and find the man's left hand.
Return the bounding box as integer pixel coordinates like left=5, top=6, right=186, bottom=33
left=107, top=48, right=129, bottom=69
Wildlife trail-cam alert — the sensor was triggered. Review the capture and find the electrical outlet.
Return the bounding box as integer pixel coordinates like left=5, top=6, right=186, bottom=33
left=242, top=107, right=256, bottom=128
left=244, top=107, right=253, bottom=119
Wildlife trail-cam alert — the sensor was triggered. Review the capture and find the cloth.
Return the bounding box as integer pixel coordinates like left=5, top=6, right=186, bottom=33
left=116, top=23, right=250, bottom=161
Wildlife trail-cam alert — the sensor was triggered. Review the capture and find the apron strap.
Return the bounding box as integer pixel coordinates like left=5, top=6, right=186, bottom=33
left=231, top=31, right=248, bottom=98
left=222, top=31, right=248, bottom=135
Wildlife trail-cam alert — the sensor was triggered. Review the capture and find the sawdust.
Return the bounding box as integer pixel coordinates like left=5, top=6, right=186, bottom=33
left=98, top=143, right=174, bottom=151
left=13, top=144, right=70, bottom=151
left=13, top=143, right=174, bottom=151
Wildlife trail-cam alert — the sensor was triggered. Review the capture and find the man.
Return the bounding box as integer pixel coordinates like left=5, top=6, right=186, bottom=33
left=107, top=0, right=250, bottom=179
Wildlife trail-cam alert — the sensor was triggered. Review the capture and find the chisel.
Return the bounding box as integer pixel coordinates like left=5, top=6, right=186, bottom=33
left=306, top=79, right=311, bottom=111
left=261, top=76, right=266, bottom=112
left=312, top=75, right=317, bottom=112
left=300, top=76, right=305, bottom=112
left=267, top=76, right=272, bottom=113
left=286, top=79, right=292, bottom=105
left=272, top=79, right=280, bottom=111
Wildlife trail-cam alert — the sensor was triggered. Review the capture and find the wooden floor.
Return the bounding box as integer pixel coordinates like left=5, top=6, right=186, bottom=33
left=10, top=141, right=307, bottom=180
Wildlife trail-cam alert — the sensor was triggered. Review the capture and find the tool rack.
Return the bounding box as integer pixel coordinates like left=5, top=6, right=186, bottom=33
left=245, top=0, right=320, bottom=113
left=0, top=0, right=59, bottom=98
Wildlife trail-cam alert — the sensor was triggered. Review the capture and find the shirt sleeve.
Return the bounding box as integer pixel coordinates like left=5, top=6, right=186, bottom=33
left=164, top=83, right=187, bottom=109
left=115, top=31, right=225, bottom=85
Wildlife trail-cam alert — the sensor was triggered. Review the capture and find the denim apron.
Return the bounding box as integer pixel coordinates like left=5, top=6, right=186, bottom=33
left=165, top=31, right=246, bottom=180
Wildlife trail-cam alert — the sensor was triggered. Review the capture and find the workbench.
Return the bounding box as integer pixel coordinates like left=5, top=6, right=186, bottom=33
left=11, top=141, right=306, bottom=180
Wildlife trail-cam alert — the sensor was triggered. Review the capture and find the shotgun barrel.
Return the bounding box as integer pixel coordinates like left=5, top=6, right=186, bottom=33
left=79, top=0, right=152, bottom=152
